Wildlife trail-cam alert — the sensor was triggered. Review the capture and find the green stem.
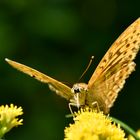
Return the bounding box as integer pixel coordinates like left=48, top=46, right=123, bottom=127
left=110, top=117, right=140, bottom=140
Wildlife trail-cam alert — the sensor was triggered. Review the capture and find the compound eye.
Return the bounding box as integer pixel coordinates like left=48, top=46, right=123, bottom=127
left=74, top=88, right=80, bottom=93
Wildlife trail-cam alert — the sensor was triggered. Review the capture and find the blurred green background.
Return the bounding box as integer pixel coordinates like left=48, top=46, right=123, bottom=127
left=0, top=0, right=140, bottom=139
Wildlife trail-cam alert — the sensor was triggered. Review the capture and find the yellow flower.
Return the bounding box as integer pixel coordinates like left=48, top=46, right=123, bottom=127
left=128, top=129, right=140, bottom=140
left=64, top=108, right=126, bottom=140
left=0, top=104, right=23, bottom=138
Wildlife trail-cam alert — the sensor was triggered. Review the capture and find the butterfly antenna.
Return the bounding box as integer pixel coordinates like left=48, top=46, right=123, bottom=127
left=78, top=56, right=94, bottom=82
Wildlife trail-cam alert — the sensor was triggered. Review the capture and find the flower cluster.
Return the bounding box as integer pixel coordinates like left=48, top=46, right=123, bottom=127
left=0, top=104, right=23, bottom=138
left=128, top=130, right=140, bottom=140
left=64, top=108, right=126, bottom=140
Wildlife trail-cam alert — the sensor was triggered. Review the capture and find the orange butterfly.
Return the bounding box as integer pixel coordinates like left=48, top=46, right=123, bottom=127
left=5, top=18, right=140, bottom=114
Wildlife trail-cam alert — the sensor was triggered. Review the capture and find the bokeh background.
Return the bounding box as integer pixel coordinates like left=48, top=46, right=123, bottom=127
left=0, top=0, right=140, bottom=139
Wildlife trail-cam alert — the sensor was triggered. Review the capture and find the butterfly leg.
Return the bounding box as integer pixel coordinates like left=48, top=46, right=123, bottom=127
left=92, top=101, right=100, bottom=112
left=68, top=103, right=79, bottom=117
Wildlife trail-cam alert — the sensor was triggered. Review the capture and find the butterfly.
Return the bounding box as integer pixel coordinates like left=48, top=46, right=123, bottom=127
left=5, top=18, right=140, bottom=114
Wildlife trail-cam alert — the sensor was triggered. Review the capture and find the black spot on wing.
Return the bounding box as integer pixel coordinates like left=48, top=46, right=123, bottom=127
left=126, top=43, right=130, bottom=48
left=133, top=40, right=137, bottom=44
left=133, top=30, right=136, bottom=33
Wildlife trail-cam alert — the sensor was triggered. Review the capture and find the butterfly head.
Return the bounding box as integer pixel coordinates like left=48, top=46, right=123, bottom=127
left=71, top=83, right=88, bottom=108
left=71, top=83, right=88, bottom=94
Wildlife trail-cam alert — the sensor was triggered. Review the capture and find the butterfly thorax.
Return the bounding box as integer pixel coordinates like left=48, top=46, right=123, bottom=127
left=71, top=83, right=110, bottom=114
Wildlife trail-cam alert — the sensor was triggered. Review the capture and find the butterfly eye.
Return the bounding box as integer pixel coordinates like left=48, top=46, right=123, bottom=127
left=73, top=88, right=80, bottom=93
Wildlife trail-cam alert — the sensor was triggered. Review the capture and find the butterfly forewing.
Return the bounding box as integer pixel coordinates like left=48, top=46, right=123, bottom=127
left=87, top=18, right=140, bottom=113
left=5, top=58, right=73, bottom=100
left=88, top=18, right=140, bottom=86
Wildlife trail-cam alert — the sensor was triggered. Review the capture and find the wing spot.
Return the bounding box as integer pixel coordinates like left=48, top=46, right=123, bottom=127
left=137, top=33, right=140, bottom=36
left=116, top=50, right=121, bottom=55
left=125, top=39, right=128, bottom=43
left=103, top=59, right=107, bottom=63
left=131, top=47, right=138, bottom=52
left=129, top=55, right=133, bottom=58
left=133, top=40, right=137, bottom=44
left=108, top=52, right=113, bottom=59
left=119, top=75, right=123, bottom=79
left=133, top=30, right=136, bottom=33
left=126, top=67, right=129, bottom=72
left=99, top=66, right=104, bottom=69
left=32, top=75, right=35, bottom=78
left=123, top=51, right=127, bottom=55
left=126, top=43, right=130, bottom=47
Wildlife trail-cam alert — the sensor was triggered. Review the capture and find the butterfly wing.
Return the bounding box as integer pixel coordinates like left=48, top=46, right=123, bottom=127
left=5, top=58, right=73, bottom=100
left=87, top=18, right=140, bottom=112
